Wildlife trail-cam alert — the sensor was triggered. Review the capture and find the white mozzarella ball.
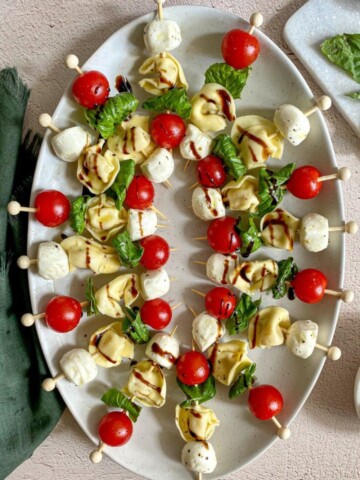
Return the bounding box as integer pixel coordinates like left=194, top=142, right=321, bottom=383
left=180, top=124, right=213, bottom=160
left=274, top=104, right=310, bottom=145
left=51, top=126, right=91, bottom=162
left=141, top=148, right=174, bottom=183
left=285, top=320, right=318, bottom=359
left=181, top=441, right=217, bottom=474
left=141, top=269, right=170, bottom=301
left=206, top=253, right=236, bottom=285
left=60, top=348, right=98, bottom=386
left=144, top=19, right=182, bottom=54
left=192, top=187, right=225, bottom=221
left=37, top=242, right=69, bottom=280
left=145, top=333, right=180, bottom=369
left=192, top=312, right=225, bottom=351
left=127, top=208, right=157, bottom=241
left=300, top=213, right=329, bottom=252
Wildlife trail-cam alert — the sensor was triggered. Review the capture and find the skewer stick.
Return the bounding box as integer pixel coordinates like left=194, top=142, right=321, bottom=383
left=165, top=180, right=174, bottom=189
left=38, top=113, right=61, bottom=133
left=90, top=441, right=105, bottom=464
left=65, top=54, right=84, bottom=75
left=42, top=372, right=66, bottom=392
left=7, top=201, right=37, bottom=215
left=328, top=221, right=358, bottom=234
left=157, top=0, right=165, bottom=20
left=151, top=205, right=168, bottom=220
left=191, top=289, right=206, bottom=298
left=193, top=236, right=207, bottom=241
left=156, top=224, right=169, bottom=228
left=171, top=302, right=182, bottom=311
left=318, top=166, right=351, bottom=182
left=198, top=474, right=202, bottom=480
left=170, top=248, right=180, bottom=252
left=304, top=95, right=332, bottom=117
left=248, top=12, right=264, bottom=35
left=188, top=182, right=199, bottom=190
left=193, top=260, right=207, bottom=266
left=183, top=159, right=190, bottom=171
left=170, top=325, right=178, bottom=337
left=271, top=416, right=291, bottom=439
left=324, top=289, right=354, bottom=303
left=17, top=256, right=37, bottom=269
left=188, top=305, right=198, bottom=318
left=169, top=277, right=177, bottom=282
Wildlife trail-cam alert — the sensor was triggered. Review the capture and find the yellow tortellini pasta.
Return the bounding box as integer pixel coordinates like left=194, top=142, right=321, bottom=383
left=260, top=208, right=300, bottom=251
left=229, top=259, right=279, bottom=295
left=222, top=175, right=259, bottom=212
left=84, top=194, right=127, bottom=242
left=175, top=404, right=220, bottom=442
left=208, top=340, right=252, bottom=386
left=248, top=307, right=291, bottom=349
left=123, top=360, right=166, bottom=408
left=95, top=273, right=140, bottom=318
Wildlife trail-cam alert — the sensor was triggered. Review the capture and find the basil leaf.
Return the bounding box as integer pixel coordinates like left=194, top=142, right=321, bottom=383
left=85, top=93, right=139, bottom=139
left=212, top=134, right=247, bottom=181
left=205, top=63, right=250, bottom=99
left=142, top=88, right=192, bottom=119
left=101, top=388, right=141, bottom=422
left=69, top=195, right=90, bottom=234
left=236, top=216, right=263, bottom=258
left=347, top=91, right=360, bottom=99
left=108, top=159, right=135, bottom=210
left=177, top=375, right=216, bottom=408
left=226, top=294, right=261, bottom=335
left=112, top=231, right=143, bottom=268
left=85, top=277, right=98, bottom=315
left=321, top=34, right=360, bottom=83
left=229, top=363, right=256, bottom=399
left=272, top=257, right=298, bottom=299
left=122, top=307, right=150, bottom=344
left=256, top=163, right=296, bottom=217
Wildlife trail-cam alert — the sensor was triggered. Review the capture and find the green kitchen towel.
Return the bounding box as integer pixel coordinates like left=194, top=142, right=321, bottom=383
left=0, top=68, right=65, bottom=479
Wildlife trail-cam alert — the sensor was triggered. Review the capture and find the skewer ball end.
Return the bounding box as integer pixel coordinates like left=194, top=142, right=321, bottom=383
left=65, top=54, right=80, bottom=70
left=21, top=313, right=35, bottom=327
left=338, top=167, right=351, bottom=182
left=277, top=426, right=291, bottom=440
left=250, top=12, right=264, bottom=29
left=317, top=95, right=332, bottom=111
left=42, top=378, right=57, bottom=392
left=341, top=290, right=354, bottom=303
left=17, top=255, right=31, bottom=269
left=7, top=201, right=21, bottom=215
left=345, top=221, right=358, bottom=235
left=327, top=346, right=342, bottom=361
left=90, top=449, right=103, bottom=464
left=38, top=113, right=53, bottom=128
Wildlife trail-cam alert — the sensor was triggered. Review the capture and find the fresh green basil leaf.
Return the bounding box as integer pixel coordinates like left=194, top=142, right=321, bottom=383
left=101, top=388, right=141, bottom=422
left=321, top=34, right=360, bottom=83
left=236, top=216, right=263, bottom=258
left=229, top=363, right=256, bottom=399
left=177, top=375, right=216, bottom=408
left=112, top=231, right=143, bottom=268
left=212, top=134, right=247, bottom=181
left=85, top=93, right=139, bottom=139
left=69, top=195, right=90, bottom=234
left=205, top=63, right=250, bottom=99
left=347, top=91, right=360, bottom=99
left=272, top=257, right=299, bottom=300
left=85, top=277, right=98, bottom=316
left=226, top=294, right=261, bottom=335
left=142, top=88, right=192, bottom=119
left=122, top=307, right=150, bottom=344
left=108, top=159, right=135, bottom=210
left=256, top=163, right=296, bottom=217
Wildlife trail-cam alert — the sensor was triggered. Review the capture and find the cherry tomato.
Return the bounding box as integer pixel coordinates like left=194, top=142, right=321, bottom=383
left=207, top=216, right=241, bottom=254
left=139, top=235, right=170, bottom=270
left=221, top=29, right=260, bottom=69
left=248, top=385, right=283, bottom=421
left=286, top=166, right=322, bottom=199
left=141, top=298, right=172, bottom=330
left=150, top=113, right=186, bottom=149
left=34, top=190, right=70, bottom=227
left=291, top=269, right=327, bottom=304
left=45, top=296, right=82, bottom=333
left=125, top=175, right=155, bottom=210
left=71, top=71, right=110, bottom=109
left=205, top=287, right=236, bottom=320
left=98, top=411, right=133, bottom=447
left=196, top=155, right=227, bottom=188
left=176, top=351, right=210, bottom=386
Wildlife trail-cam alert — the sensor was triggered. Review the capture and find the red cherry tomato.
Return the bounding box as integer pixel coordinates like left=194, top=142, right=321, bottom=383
left=150, top=113, right=186, bottom=149
left=221, top=29, right=260, bottom=69
left=71, top=71, right=110, bottom=109
left=286, top=166, right=322, bottom=199
left=291, top=268, right=328, bottom=304
left=205, top=287, right=236, bottom=320
left=139, top=235, right=170, bottom=270
left=248, top=385, right=284, bottom=421
left=125, top=175, right=155, bottom=210
left=98, top=411, right=133, bottom=447
left=141, top=298, right=172, bottom=330
left=207, top=216, right=241, bottom=254
left=45, top=296, right=82, bottom=332
left=34, top=190, right=70, bottom=227
left=176, top=351, right=210, bottom=386
left=196, top=155, right=227, bottom=188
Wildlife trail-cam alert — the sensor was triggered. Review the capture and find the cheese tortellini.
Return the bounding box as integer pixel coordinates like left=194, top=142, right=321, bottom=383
left=139, top=52, right=188, bottom=96
left=248, top=307, right=291, bottom=349
left=95, top=273, right=140, bottom=318
left=229, top=259, right=279, bottom=295
left=175, top=404, right=220, bottom=442
left=222, top=176, right=259, bottom=213
left=85, top=194, right=127, bottom=242
left=260, top=208, right=300, bottom=251
left=208, top=340, right=252, bottom=386
left=123, top=360, right=166, bottom=408
left=89, top=321, right=134, bottom=368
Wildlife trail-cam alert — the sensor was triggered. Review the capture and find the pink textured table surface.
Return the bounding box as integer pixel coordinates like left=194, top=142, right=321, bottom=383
left=2, top=1, right=359, bottom=479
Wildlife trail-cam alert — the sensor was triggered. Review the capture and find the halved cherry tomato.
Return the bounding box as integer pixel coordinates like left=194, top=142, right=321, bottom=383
left=141, top=298, right=172, bottom=330
left=221, top=29, right=260, bottom=69
left=196, top=155, right=227, bottom=188
left=98, top=411, right=133, bottom=447
left=139, top=235, right=170, bottom=270
left=34, top=190, right=70, bottom=227
left=248, top=384, right=283, bottom=421
left=125, top=175, right=155, bottom=210
left=286, top=166, right=322, bottom=199
left=207, top=216, right=241, bottom=254
left=176, top=351, right=210, bottom=386
left=150, top=113, right=186, bottom=149
left=205, top=287, right=236, bottom=320
left=291, top=268, right=327, bottom=304
left=72, top=71, right=110, bottom=109
left=45, top=296, right=82, bottom=333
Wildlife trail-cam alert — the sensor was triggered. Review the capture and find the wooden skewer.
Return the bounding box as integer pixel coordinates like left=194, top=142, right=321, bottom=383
left=170, top=248, right=180, bottom=252
left=328, top=221, right=358, bottom=234
left=280, top=327, right=341, bottom=360
left=183, top=159, right=190, bottom=171
left=65, top=54, right=84, bottom=75
left=193, top=260, right=207, bottom=266
left=90, top=441, right=105, bottom=464
left=191, top=289, right=206, bottom=298
left=157, top=0, right=165, bottom=20
left=188, top=182, right=199, bottom=190
left=156, top=224, right=169, bottom=228
left=17, top=256, right=37, bottom=269
left=171, top=302, right=182, bottom=311
left=7, top=201, right=37, bottom=215
left=304, top=95, right=332, bottom=117
left=21, top=301, right=88, bottom=327
left=193, top=236, right=207, bottom=241
left=248, top=12, right=264, bottom=35
left=188, top=305, right=198, bottom=318
left=164, top=180, right=174, bottom=189
left=42, top=372, right=66, bottom=392
left=197, top=474, right=202, bottom=480
left=318, top=167, right=351, bottom=182
left=38, top=113, right=61, bottom=133
left=151, top=205, right=168, bottom=220
left=324, top=289, right=354, bottom=303
left=271, top=416, right=291, bottom=440
left=169, top=277, right=177, bottom=282
left=170, top=325, right=178, bottom=337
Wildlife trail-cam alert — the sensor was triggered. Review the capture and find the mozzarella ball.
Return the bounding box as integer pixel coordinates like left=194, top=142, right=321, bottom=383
left=180, top=124, right=213, bottom=161
left=51, top=126, right=91, bottom=162
left=300, top=213, right=329, bottom=252
left=127, top=208, right=157, bottom=241
left=141, top=148, right=174, bottom=183
left=145, top=333, right=180, bottom=369
left=285, top=320, right=318, bottom=359
left=141, top=269, right=170, bottom=301
left=206, top=253, right=237, bottom=285
left=60, top=348, right=98, bottom=386
left=144, top=19, right=182, bottom=55
left=192, top=187, right=225, bottom=221
left=273, top=104, right=310, bottom=145
left=37, top=241, right=69, bottom=280
left=192, top=312, right=225, bottom=351
left=181, top=441, right=217, bottom=474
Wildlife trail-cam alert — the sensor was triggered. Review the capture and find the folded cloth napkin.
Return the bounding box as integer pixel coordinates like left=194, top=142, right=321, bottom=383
left=0, top=68, right=64, bottom=478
